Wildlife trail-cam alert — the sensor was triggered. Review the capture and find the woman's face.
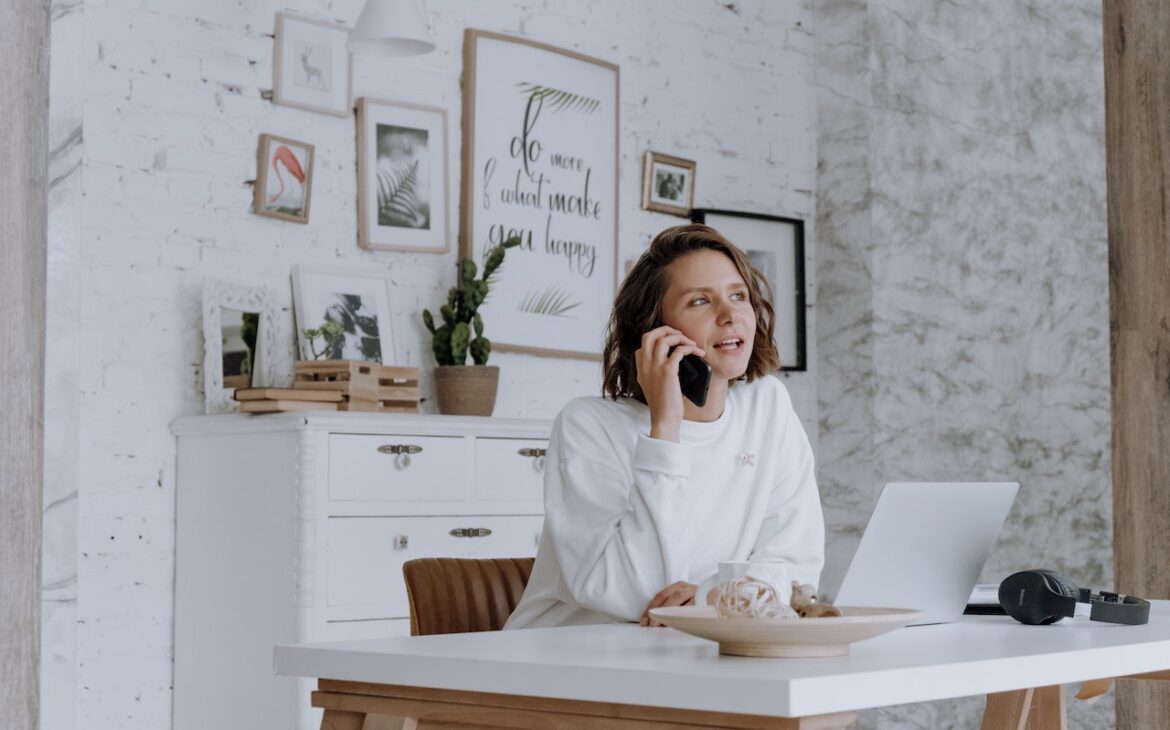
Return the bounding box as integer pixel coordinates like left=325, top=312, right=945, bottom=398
left=660, top=249, right=757, bottom=380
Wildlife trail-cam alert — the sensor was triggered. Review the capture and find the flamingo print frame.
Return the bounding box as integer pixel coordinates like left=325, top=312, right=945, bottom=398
left=356, top=97, right=450, bottom=253
left=254, top=133, right=315, bottom=224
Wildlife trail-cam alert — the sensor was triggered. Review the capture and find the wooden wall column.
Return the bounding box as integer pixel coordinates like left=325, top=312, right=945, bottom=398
left=0, top=0, right=49, bottom=727
left=1103, top=0, right=1170, bottom=727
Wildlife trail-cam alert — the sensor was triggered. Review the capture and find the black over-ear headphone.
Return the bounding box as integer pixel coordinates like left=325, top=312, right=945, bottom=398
left=999, top=569, right=1150, bottom=626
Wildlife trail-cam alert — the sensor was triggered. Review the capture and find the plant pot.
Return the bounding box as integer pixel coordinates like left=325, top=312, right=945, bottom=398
left=433, top=365, right=499, bottom=416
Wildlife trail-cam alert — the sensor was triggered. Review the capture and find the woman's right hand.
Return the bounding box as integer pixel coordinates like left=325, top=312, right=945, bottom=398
left=635, top=326, right=705, bottom=442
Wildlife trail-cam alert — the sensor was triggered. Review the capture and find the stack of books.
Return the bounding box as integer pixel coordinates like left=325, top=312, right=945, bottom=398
left=233, top=387, right=343, bottom=413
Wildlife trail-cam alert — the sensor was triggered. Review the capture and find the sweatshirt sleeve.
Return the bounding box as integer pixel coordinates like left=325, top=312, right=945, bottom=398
left=542, top=406, right=694, bottom=622
left=748, top=385, right=826, bottom=591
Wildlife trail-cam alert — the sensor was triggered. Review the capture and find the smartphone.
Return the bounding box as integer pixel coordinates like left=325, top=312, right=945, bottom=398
left=678, top=354, right=712, bottom=407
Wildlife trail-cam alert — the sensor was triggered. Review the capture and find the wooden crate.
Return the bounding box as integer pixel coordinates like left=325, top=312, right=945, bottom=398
left=296, top=360, right=421, bottom=413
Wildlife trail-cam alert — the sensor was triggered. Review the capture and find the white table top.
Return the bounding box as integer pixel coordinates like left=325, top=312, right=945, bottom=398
left=275, top=600, right=1170, bottom=718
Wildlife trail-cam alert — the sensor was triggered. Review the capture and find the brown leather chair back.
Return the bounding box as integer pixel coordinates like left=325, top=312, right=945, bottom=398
left=402, top=557, right=535, bottom=636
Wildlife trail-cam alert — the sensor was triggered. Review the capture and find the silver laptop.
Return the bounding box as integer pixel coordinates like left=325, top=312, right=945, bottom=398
left=827, top=481, right=1018, bottom=625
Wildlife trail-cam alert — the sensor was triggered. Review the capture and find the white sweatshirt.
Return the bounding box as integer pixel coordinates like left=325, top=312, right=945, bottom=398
left=504, top=375, right=825, bottom=629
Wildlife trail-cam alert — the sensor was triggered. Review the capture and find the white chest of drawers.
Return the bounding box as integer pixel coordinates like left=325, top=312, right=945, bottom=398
left=170, top=413, right=551, bottom=730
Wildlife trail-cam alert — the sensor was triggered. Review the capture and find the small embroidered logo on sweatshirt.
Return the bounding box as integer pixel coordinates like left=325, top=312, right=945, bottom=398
left=737, top=452, right=755, bottom=466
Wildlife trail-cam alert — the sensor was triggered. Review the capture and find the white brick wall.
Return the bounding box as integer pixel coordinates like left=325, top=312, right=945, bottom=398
left=52, top=1, right=818, bottom=727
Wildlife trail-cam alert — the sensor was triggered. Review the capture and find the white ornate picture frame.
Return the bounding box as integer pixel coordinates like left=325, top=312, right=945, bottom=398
left=202, top=279, right=282, bottom=414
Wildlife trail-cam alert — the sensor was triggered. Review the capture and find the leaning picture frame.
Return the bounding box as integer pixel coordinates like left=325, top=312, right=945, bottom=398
left=642, top=150, right=696, bottom=217
left=272, top=12, right=352, bottom=117
left=202, top=279, right=282, bottom=414
left=460, top=29, right=620, bottom=359
left=691, top=209, right=808, bottom=372
left=253, top=133, right=315, bottom=224
left=291, top=264, right=396, bottom=364
left=356, top=97, right=450, bottom=252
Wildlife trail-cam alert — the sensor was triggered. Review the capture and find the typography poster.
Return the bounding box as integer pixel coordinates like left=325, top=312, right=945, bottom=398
left=461, top=30, right=619, bottom=358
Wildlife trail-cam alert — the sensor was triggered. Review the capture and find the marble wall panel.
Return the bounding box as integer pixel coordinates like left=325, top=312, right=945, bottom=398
left=817, top=1, right=1112, bottom=727
left=43, top=1, right=84, bottom=728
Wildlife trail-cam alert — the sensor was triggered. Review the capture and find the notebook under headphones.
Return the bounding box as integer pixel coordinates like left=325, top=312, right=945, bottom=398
left=825, top=481, right=1019, bottom=626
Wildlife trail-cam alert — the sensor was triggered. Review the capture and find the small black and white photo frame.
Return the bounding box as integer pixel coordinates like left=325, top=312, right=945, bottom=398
left=691, top=209, right=807, bottom=372
left=253, top=134, right=314, bottom=223
left=272, top=12, right=351, bottom=117
left=356, top=97, right=450, bottom=252
left=642, top=150, right=696, bottom=217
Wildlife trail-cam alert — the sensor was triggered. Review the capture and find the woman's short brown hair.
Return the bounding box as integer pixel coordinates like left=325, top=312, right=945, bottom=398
left=602, top=224, right=780, bottom=401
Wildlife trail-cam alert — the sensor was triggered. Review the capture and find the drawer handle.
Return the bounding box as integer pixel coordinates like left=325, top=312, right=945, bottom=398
left=379, top=444, right=422, bottom=469
left=449, top=527, right=492, bottom=538
left=393, top=535, right=409, bottom=550
left=378, top=444, right=423, bottom=455
left=518, top=447, right=548, bottom=473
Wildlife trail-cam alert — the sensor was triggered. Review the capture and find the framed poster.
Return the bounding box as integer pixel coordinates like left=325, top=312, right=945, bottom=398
left=691, top=209, right=807, bottom=372
left=291, top=265, right=396, bottom=364
left=461, top=30, right=619, bottom=359
left=641, top=151, right=695, bottom=217
left=356, top=97, right=450, bottom=252
left=253, top=133, right=314, bottom=224
left=272, top=12, right=351, bottom=117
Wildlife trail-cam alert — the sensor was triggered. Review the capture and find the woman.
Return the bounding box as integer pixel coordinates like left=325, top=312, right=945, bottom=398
left=505, top=224, right=824, bottom=629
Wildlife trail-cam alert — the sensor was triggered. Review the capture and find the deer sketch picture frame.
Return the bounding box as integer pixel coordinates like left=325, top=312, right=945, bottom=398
left=202, top=279, right=283, bottom=414
left=272, top=12, right=352, bottom=117
left=356, top=97, right=450, bottom=252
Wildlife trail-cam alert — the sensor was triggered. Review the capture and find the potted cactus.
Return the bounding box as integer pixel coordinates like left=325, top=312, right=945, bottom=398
left=421, top=236, right=520, bottom=415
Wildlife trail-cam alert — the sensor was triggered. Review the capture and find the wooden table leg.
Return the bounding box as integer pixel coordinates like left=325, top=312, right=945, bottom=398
left=321, top=709, right=366, bottom=730
left=1030, top=685, right=1067, bottom=730
left=982, top=688, right=1033, bottom=730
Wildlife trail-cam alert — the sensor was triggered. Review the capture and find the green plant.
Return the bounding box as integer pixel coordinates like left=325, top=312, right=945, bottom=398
left=422, top=236, right=520, bottom=366
left=302, top=320, right=345, bottom=360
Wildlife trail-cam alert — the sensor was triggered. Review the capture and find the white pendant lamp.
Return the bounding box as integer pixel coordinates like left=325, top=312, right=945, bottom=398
left=348, top=0, right=435, bottom=57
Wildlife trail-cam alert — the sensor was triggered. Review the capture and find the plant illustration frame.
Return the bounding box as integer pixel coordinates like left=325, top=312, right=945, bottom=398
left=356, top=97, right=450, bottom=253
left=202, top=279, right=283, bottom=414
left=460, top=29, right=620, bottom=359
left=290, top=264, right=397, bottom=365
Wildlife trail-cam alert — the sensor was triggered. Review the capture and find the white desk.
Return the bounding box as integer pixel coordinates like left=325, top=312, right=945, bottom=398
left=275, top=601, right=1170, bottom=729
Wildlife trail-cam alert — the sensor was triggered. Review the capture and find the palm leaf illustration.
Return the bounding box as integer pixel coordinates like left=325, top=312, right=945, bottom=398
left=324, top=294, right=382, bottom=362
left=517, top=286, right=582, bottom=317
left=515, top=82, right=601, bottom=114
left=377, top=159, right=423, bottom=228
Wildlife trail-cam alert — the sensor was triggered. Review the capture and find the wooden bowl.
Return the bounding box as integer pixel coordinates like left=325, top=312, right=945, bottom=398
left=648, top=605, right=924, bottom=657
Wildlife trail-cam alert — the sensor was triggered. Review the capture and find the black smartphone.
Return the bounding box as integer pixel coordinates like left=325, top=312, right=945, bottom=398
left=678, top=354, right=712, bottom=407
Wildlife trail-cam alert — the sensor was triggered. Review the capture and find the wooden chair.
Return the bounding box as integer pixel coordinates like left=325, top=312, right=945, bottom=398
left=402, top=557, right=535, bottom=636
